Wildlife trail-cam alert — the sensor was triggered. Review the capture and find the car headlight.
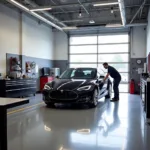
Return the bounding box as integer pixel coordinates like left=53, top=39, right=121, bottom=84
left=44, top=84, right=52, bottom=90
left=77, top=85, right=92, bottom=91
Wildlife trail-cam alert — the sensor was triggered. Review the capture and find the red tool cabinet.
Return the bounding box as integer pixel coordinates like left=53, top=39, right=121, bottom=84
left=40, top=76, right=54, bottom=91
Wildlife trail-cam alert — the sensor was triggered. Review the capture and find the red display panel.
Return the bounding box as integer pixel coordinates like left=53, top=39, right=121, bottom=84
left=148, top=53, right=150, bottom=73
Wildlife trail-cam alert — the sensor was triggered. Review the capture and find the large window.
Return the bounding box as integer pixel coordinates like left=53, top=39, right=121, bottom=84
left=70, top=36, right=97, bottom=45
left=70, top=55, right=97, bottom=63
left=69, top=33, right=130, bottom=92
left=70, top=45, right=97, bottom=53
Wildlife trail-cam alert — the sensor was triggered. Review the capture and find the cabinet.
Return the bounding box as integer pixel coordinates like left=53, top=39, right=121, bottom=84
left=140, top=78, right=150, bottom=119
left=0, top=79, right=37, bottom=98
left=40, top=76, right=54, bottom=91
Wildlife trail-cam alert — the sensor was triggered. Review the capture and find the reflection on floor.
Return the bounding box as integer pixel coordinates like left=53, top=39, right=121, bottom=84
left=7, top=94, right=150, bottom=150
left=7, top=94, right=43, bottom=113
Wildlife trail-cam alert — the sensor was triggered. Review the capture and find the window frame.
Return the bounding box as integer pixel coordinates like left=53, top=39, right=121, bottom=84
left=68, top=33, right=130, bottom=92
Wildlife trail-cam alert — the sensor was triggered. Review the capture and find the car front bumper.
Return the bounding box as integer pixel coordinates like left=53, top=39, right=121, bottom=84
left=42, top=89, right=94, bottom=104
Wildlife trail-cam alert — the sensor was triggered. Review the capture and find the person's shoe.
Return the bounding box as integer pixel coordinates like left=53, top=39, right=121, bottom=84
left=110, top=98, right=119, bottom=102
left=112, top=97, right=119, bottom=100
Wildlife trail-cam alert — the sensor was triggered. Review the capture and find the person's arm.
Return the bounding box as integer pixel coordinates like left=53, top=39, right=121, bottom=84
left=103, top=73, right=110, bottom=82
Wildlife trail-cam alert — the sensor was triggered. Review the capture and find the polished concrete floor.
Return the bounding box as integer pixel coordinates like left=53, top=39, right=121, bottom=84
left=7, top=94, right=150, bottom=150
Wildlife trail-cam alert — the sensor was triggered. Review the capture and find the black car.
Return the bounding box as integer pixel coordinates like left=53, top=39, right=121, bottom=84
left=42, top=68, right=112, bottom=108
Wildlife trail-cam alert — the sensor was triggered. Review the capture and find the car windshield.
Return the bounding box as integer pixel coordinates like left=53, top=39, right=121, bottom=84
left=60, top=68, right=97, bottom=79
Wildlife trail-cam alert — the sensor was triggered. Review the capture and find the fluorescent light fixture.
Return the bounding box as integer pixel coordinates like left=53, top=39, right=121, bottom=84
left=105, top=24, right=123, bottom=27
left=31, top=12, right=62, bottom=31
left=30, top=7, right=52, bottom=12
left=89, top=20, right=95, bottom=24
left=8, top=0, right=63, bottom=31
left=44, top=125, right=51, bottom=132
left=93, top=2, right=119, bottom=7
left=77, top=129, right=91, bottom=134
left=10, top=0, right=29, bottom=11
left=62, top=26, right=78, bottom=30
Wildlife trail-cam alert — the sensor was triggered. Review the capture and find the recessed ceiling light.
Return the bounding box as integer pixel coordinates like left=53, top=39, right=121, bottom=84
left=93, top=2, right=119, bottom=7
left=89, top=20, right=95, bottom=24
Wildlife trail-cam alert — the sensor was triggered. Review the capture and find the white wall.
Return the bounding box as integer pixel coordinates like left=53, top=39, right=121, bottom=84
left=53, top=27, right=147, bottom=61
left=131, top=26, right=146, bottom=58
left=22, top=14, right=54, bottom=60
left=53, top=31, right=68, bottom=60
left=147, top=8, right=150, bottom=56
left=0, top=4, right=20, bottom=76
left=0, top=4, right=54, bottom=76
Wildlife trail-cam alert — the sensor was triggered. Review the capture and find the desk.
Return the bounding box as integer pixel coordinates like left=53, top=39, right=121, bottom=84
left=0, top=98, right=29, bottom=150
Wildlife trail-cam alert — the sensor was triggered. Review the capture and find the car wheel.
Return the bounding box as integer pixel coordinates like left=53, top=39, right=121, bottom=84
left=45, top=102, right=55, bottom=108
left=89, top=89, right=98, bottom=108
left=105, top=84, right=112, bottom=99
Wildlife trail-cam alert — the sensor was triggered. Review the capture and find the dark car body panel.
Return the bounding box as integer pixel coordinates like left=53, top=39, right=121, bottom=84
left=43, top=87, right=94, bottom=103
left=47, top=79, right=97, bottom=90
left=42, top=68, right=111, bottom=105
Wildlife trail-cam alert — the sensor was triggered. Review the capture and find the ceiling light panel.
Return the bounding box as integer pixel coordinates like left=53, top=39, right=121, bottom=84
left=30, top=7, right=52, bottom=12
left=7, top=0, right=63, bottom=31
left=93, top=2, right=119, bottom=7
left=10, top=0, right=29, bottom=11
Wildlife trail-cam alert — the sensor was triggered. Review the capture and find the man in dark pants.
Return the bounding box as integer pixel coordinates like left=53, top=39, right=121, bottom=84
left=103, top=62, right=121, bottom=102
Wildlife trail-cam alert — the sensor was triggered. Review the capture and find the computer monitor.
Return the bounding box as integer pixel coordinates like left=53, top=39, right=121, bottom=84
left=41, top=67, right=50, bottom=76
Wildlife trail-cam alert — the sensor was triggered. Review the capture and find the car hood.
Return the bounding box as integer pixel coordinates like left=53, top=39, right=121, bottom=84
left=47, top=79, right=95, bottom=90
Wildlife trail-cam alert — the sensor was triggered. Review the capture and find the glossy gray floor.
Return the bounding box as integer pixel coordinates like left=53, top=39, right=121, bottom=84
left=7, top=94, right=150, bottom=150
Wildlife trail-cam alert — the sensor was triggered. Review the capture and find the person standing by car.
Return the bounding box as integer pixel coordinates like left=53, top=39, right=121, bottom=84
left=103, top=62, right=121, bottom=102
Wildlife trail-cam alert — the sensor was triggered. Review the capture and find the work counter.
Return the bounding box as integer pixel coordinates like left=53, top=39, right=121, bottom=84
left=0, top=97, right=29, bottom=150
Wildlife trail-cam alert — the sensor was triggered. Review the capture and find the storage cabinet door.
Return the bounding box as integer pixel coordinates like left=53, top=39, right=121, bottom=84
left=40, top=77, right=54, bottom=91
left=5, top=79, right=36, bottom=97
left=40, top=77, right=48, bottom=91
left=48, top=77, right=54, bottom=82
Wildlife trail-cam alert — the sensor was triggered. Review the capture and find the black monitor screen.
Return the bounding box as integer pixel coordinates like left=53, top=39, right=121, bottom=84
left=41, top=67, right=50, bottom=76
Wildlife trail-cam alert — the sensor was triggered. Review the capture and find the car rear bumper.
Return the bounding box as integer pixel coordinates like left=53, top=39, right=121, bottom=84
left=43, top=89, right=93, bottom=104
